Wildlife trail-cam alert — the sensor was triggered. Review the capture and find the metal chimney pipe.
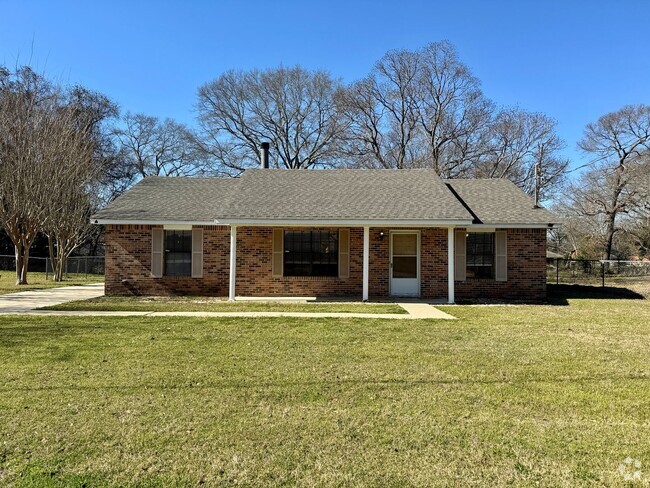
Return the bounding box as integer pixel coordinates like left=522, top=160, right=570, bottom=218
left=260, top=142, right=270, bottom=169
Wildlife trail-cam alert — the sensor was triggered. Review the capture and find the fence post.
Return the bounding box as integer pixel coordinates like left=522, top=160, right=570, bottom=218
left=556, top=258, right=560, bottom=285
left=85, top=256, right=88, bottom=279
left=45, top=257, right=48, bottom=281
left=601, top=261, right=605, bottom=287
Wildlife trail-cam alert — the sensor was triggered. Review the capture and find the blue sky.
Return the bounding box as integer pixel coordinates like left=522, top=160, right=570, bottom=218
left=1, top=0, right=648, bottom=171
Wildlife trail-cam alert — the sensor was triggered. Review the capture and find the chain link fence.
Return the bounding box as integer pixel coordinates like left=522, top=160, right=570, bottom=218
left=0, top=255, right=104, bottom=279
left=548, top=258, right=650, bottom=298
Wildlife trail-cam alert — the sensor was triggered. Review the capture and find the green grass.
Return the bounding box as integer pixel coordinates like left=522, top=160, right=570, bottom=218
left=0, top=272, right=103, bottom=296
left=1, top=298, right=649, bottom=486
left=43, top=296, right=407, bottom=314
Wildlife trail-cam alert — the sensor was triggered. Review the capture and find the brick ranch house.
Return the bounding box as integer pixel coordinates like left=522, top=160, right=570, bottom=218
left=93, top=165, right=560, bottom=303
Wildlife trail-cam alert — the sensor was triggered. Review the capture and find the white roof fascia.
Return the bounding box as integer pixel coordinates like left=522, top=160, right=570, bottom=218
left=214, top=218, right=473, bottom=227
left=92, top=219, right=218, bottom=226
left=466, top=223, right=560, bottom=229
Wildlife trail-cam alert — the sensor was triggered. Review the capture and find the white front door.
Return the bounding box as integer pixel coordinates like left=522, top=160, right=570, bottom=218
left=390, top=231, right=420, bottom=297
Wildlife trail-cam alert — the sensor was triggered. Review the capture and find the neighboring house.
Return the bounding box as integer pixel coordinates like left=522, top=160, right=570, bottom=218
left=93, top=162, right=561, bottom=302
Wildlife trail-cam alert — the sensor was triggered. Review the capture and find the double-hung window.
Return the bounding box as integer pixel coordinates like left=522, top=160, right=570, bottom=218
left=466, top=232, right=495, bottom=279
left=283, top=230, right=338, bottom=277
left=164, top=230, right=192, bottom=276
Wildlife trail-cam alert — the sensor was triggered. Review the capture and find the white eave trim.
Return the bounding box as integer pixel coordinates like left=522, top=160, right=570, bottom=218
left=467, top=223, right=561, bottom=229
left=92, top=219, right=217, bottom=226
left=213, top=218, right=474, bottom=227
left=92, top=218, right=560, bottom=229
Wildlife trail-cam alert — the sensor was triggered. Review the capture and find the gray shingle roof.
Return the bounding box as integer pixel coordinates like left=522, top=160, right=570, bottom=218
left=217, top=169, right=472, bottom=222
left=444, top=178, right=561, bottom=225
left=92, top=170, right=560, bottom=226
left=91, top=177, right=236, bottom=223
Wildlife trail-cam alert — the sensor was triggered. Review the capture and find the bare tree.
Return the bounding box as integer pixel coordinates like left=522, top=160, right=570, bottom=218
left=566, top=105, right=650, bottom=259
left=476, top=108, right=568, bottom=200
left=0, top=67, right=56, bottom=284
left=196, top=66, right=345, bottom=173
left=0, top=67, right=115, bottom=284
left=417, top=41, right=494, bottom=177
left=340, top=42, right=494, bottom=174
left=340, top=49, right=422, bottom=169
left=42, top=96, right=103, bottom=281
left=114, top=113, right=204, bottom=180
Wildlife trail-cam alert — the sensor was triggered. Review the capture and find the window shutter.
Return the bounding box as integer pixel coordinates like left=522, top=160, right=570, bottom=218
left=272, top=228, right=283, bottom=277
left=191, top=228, right=203, bottom=278
left=151, top=228, right=164, bottom=278
left=495, top=230, right=507, bottom=282
left=454, top=230, right=466, bottom=282
left=338, top=228, right=350, bottom=279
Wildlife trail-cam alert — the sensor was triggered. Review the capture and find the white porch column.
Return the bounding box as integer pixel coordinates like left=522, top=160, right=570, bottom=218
left=362, top=226, right=370, bottom=302
left=447, top=226, right=455, bottom=304
left=229, top=225, right=237, bottom=301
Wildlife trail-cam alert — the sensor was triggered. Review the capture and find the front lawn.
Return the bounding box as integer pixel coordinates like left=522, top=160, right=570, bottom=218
left=0, top=272, right=103, bottom=296
left=1, top=298, right=649, bottom=485
left=42, top=296, right=407, bottom=314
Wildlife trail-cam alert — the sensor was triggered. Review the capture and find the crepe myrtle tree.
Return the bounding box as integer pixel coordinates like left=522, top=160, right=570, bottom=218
left=42, top=97, right=101, bottom=282
left=0, top=67, right=57, bottom=284
left=196, top=66, right=346, bottom=173
left=0, top=66, right=114, bottom=284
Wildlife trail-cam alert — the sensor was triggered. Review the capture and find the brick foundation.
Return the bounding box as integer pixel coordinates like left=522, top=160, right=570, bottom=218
left=104, top=225, right=547, bottom=301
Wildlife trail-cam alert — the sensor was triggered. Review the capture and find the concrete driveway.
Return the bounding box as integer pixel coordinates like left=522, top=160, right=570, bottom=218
left=0, top=283, right=105, bottom=314
left=0, top=284, right=456, bottom=320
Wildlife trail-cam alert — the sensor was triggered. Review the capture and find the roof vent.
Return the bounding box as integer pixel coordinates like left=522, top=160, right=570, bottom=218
left=260, top=142, right=270, bottom=169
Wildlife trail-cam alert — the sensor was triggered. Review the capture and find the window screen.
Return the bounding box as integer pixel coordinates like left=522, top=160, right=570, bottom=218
left=466, top=232, right=495, bottom=279
left=164, top=230, right=192, bottom=276
left=284, top=230, right=338, bottom=277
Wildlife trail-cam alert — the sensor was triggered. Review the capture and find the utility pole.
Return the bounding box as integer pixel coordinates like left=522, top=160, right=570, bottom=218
left=534, top=160, right=542, bottom=208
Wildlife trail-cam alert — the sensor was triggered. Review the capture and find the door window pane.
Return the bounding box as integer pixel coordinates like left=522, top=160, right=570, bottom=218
left=393, top=233, right=417, bottom=255
left=393, top=256, right=417, bottom=278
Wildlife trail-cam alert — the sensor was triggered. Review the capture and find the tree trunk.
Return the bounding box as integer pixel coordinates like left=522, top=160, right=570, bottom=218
left=55, top=254, right=66, bottom=282
left=14, top=242, right=31, bottom=285
left=48, top=235, right=69, bottom=282
left=48, top=236, right=59, bottom=282
left=605, top=212, right=617, bottom=260
left=20, top=247, right=30, bottom=284
left=14, top=242, right=24, bottom=285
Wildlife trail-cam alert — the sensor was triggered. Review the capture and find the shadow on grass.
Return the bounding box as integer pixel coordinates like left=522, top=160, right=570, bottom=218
left=548, top=284, right=645, bottom=305
left=2, top=371, right=649, bottom=393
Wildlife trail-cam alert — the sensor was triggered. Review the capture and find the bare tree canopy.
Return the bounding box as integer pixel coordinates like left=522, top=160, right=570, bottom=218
left=475, top=108, right=568, bottom=200
left=0, top=67, right=59, bottom=283
left=0, top=66, right=115, bottom=283
left=196, top=66, right=345, bottom=173
left=114, top=112, right=204, bottom=180
left=338, top=41, right=567, bottom=196
left=340, top=40, right=494, bottom=173
left=562, top=105, right=650, bottom=259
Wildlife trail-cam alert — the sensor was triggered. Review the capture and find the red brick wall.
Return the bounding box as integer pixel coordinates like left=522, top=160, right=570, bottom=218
left=104, top=225, right=230, bottom=296
left=369, top=228, right=448, bottom=299
left=104, top=225, right=546, bottom=301
left=454, top=228, right=547, bottom=302
left=236, top=227, right=363, bottom=297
